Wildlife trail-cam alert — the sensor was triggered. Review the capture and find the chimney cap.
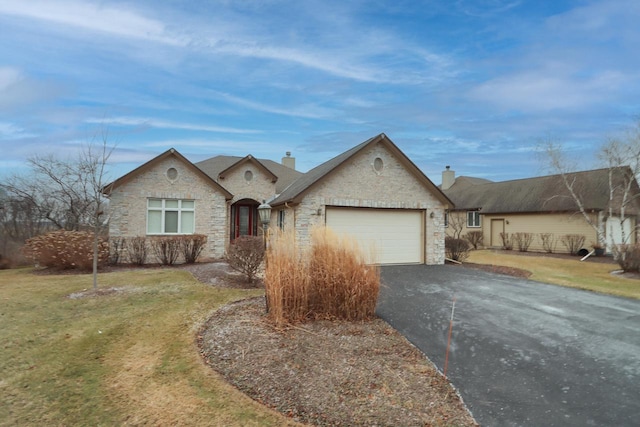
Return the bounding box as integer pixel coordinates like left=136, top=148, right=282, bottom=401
left=286, top=151, right=291, bottom=157
left=446, top=165, right=450, bottom=170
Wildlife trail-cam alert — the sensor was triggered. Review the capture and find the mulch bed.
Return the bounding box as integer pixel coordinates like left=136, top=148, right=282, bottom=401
left=198, top=297, right=477, bottom=427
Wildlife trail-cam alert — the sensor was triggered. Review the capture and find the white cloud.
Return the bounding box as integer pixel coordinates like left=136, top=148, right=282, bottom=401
left=0, top=121, right=36, bottom=139
left=85, top=117, right=261, bottom=134
left=212, top=91, right=335, bottom=119
left=0, top=0, right=185, bottom=46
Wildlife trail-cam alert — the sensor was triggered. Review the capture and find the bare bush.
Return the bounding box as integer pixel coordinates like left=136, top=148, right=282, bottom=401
left=539, top=233, right=557, bottom=253
left=109, top=237, right=125, bottom=265
left=612, top=244, right=640, bottom=272
left=464, top=231, right=483, bottom=249
left=226, top=236, right=265, bottom=283
left=151, top=236, right=181, bottom=265
left=126, top=236, right=148, bottom=265
left=500, top=232, right=513, bottom=250
left=560, top=234, right=586, bottom=255
left=513, top=232, right=535, bottom=252
left=180, top=234, right=207, bottom=264
left=22, top=230, right=108, bottom=270
left=445, top=237, right=471, bottom=262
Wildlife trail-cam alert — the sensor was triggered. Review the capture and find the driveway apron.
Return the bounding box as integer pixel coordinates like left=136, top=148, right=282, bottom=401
left=378, top=265, right=640, bottom=427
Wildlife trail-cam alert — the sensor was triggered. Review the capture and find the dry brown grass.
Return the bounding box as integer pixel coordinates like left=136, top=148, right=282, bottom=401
left=265, top=227, right=380, bottom=326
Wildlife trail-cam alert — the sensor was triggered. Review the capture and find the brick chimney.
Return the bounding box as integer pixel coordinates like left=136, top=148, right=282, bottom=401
left=442, top=165, right=455, bottom=190
left=281, top=151, right=295, bottom=170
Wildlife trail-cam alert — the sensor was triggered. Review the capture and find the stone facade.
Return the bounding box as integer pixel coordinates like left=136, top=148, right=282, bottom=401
left=217, top=159, right=277, bottom=204
left=284, top=142, right=447, bottom=264
left=108, top=155, right=228, bottom=260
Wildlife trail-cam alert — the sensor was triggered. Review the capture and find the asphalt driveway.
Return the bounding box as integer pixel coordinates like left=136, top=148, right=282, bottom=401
left=378, top=265, right=640, bottom=427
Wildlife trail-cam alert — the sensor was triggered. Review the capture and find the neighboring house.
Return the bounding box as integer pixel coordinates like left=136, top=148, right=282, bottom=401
left=441, top=166, right=640, bottom=254
left=105, top=134, right=453, bottom=265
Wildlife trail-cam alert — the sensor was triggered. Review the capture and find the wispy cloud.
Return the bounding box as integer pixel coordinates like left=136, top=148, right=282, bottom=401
left=85, top=117, right=262, bottom=134
left=0, top=0, right=185, bottom=45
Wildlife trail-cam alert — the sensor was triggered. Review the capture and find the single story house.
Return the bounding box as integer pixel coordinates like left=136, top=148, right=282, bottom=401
left=105, top=133, right=453, bottom=264
left=441, top=166, right=640, bottom=253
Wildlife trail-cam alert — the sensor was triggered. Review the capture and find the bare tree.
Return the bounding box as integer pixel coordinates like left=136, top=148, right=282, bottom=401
left=1, top=130, right=114, bottom=287
left=447, top=211, right=466, bottom=239
left=540, top=120, right=640, bottom=250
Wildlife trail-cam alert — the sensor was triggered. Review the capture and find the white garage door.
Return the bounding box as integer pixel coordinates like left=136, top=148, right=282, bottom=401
left=325, top=207, right=423, bottom=264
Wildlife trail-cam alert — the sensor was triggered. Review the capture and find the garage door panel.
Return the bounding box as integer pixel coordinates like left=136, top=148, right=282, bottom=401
left=325, top=208, right=423, bottom=264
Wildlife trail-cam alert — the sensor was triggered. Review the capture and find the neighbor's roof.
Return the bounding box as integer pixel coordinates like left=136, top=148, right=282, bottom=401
left=270, top=133, right=453, bottom=208
left=103, top=148, right=233, bottom=199
left=444, top=166, right=640, bottom=214
left=196, top=155, right=302, bottom=194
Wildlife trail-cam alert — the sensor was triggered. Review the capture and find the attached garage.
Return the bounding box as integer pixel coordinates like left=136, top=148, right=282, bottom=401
left=325, top=207, right=424, bottom=264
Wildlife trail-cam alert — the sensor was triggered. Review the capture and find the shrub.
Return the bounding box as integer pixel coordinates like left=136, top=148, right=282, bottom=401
left=513, top=232, right=534, bottom=252
left=264, top=227, right=380, bottom=326
left=109, top=236, right=125, bottom=265
left=22, top=230, right=108, bottom=270
left=226, top=236, right=265, bottom=283
left=499, top=232, right=513, bottom=250
left=612, top=244, right=640, bottom=272
left=539, top=233, right=557, bottom=253
left=307, top=227, right=379, bottom=321
left=445, top=236, right=471, bottom=262
left=0, top=254, right=11, bottom=270
left=464, top=231, right=484, bottom=249
left=560, top=234, right=586, bottom=255
left=151, top=236, right=181, bottom=265
left=180, top=234, right=207, bottom=264
left=126, top=236, right=148, bottom=265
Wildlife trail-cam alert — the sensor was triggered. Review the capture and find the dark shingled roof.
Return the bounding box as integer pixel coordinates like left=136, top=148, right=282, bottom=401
left=271, top=133, right=453, bottom=207
left=444, top=167, right=640, bottom=214
left=195, top=155, right=303, bottom=194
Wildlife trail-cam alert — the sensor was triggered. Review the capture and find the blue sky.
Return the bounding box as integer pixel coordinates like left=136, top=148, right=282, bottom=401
left=1, top=0, right=639, bottom=184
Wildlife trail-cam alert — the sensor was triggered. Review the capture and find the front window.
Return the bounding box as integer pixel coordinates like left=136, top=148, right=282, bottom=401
left=278, top=209, right=286, bottom=230
left=147, top=199, right=195, bottom=234
left=444, top=211, right=449, bottom=227
left=467, top=211, right=481, bottom=228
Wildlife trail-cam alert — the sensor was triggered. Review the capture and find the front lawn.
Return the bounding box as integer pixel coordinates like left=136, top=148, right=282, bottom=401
left=0, top=268, right=296, bottom=427
left=468, top=250, right=640, bottom=299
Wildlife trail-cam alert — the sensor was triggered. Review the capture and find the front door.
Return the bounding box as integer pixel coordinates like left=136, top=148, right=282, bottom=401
left=232, top=201, right=259, bottom=240
left=491, top=219, right=504, bottom=247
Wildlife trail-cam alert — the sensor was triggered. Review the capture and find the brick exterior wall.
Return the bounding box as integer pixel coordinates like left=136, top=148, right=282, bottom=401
left=286, top=142, right=447, bottom=264
left=108, top=155, right=228, bottom=261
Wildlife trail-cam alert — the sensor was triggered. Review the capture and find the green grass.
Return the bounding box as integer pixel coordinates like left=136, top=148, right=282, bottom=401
left=0, top=267, right=299, bottom=426
left=468, top=250, right=640, bottom=299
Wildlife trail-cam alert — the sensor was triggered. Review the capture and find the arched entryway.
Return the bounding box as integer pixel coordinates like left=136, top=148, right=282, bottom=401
left=230, top=198, right=260, bottom=241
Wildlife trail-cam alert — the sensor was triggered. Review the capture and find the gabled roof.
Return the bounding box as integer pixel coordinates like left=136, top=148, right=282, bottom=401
left=103, top=148, right=233, bottom=200
left=216, top=155, right=278, bottom=183
left=196, top=155, right=302, bottom=194
left=444, top=167, right=640, bottom=214
left=271, top=133, right=453, bottom=208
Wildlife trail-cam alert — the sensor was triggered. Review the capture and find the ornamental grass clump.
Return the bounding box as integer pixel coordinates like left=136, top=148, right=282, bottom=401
left=308, top=227, right=379, bottom=321
left=264, top=230, right=309, bottom=326
left=22, top=230, right=108, bottom=270
left=264, top=226, right=379, bottom=326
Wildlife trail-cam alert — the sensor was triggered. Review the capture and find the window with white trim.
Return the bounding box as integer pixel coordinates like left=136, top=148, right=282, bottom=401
left=467, top=211, right=481, bottom=228
left=444, top=211, right=449, bottom=227
left=147, top=199, right=195, bottom=234
left=278, top=209, right=286, bottom=230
